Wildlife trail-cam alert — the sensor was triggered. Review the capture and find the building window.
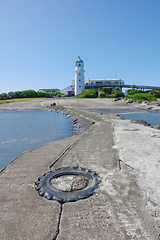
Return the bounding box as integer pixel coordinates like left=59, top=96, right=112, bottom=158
left=79, top=79, right=81, bottom=81
left=79, top=85, right=81, bottom=88
left=79, top=73, right=81, bottom=75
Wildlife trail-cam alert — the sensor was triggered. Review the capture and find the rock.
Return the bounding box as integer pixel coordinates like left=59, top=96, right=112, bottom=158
left=126, top=99, right=135, bottom=103
left=147, top=101, right=158, bottom=105
left=130, top=119, right=151, bottom=126
left=51, top=175, right=88, bottom=192
left=146, top=106, right=153, bottom=110
left=111, top=114, right=123, bottom=120
left=51, top=102, right=56, bottom=106
left=114, top=98, right=121, bottom=101
left=137, top=101, right=142, bottom=103
left=152, top=124, right=160, bottom=130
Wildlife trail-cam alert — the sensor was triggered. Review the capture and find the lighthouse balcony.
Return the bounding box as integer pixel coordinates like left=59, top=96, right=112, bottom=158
left=74, top=67, right=85, bottom=72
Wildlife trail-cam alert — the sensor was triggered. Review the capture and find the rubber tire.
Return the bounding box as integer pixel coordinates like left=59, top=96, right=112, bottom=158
left=35, top=166, right=101, bottom=203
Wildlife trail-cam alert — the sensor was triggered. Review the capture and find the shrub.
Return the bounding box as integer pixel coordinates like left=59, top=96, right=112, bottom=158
left=61, top=94, right=67, bottom=97
left=98, top=91, right=106, bottom=98
left=151, top=90, right=160, bottom=98
left=114, top=87, right=120, bottom=91
left=37, top=91, right=48, bottom=97
left=101, top=87, right=113, bottom=94
left=0, top=90, right=67, bottom=100
left=73, top=93, right=83, bottom=98
left=0, top=93, right=8, bottom=100
left=127, top=89, right=145, bottom=95
left=113, top=92, right=125, bottom=98
left=131, top=84, right=137, bottom=89
left=8, top=91, right=16, bottom=99
left=74, top=89, right=96, bottom=98
left=83, top=89, right=96, bottom=98
left=20, top=90, right=38, bottom=98
left=127, top=92, right=157, bottom=102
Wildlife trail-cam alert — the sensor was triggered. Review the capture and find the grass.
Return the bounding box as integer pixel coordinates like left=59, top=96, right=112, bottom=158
left=0, top=98, right=45, bottom=104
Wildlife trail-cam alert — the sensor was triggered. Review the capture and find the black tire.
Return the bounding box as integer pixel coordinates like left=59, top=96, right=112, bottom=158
left=35, top=166, right=101, bottom=203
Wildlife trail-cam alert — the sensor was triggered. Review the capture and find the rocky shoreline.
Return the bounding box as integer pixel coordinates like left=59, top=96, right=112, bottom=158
left=47, top=103, right=92, bottom=134
left=112, top=98, right=160, bottom=129
left=125, top=98, right=160, bottom=112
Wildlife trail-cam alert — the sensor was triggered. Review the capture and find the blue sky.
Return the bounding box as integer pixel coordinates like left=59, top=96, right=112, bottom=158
left=0, top=0, right=160, bottom=93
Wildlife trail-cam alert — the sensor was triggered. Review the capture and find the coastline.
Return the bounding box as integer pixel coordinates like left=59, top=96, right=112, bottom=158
left=0, top=98, right=160, bottom=239
left=124, top=98, right=160, bottom=113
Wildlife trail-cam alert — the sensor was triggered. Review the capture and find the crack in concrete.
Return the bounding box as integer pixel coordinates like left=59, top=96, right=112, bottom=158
left=119, top=159, right=134, bottom=170
left=118, top=159, right=122, bottom=170
left=72, top=150, right=80, bottom=167
left=52, top=203, right=63, bottom=240
left=49, top=139, right=79, bottom=170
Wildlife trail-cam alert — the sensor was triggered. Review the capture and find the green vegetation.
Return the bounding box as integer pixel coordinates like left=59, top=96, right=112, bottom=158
left=73, top=86, right=159, bottom=102
left=74, top=87, right=124, bottom=99
left=74, top=89, right=97, bottom=98
left=98, top=87, right=124, bottom=98
left=131, top=84, right=138, bottom=89
left=2, top=87, right=158, bottom=103
left=0, top=90, right=67, bottom=101
left=150, top=90, right=160, bottom=98
left=126, top=89, right=157, bottom=102
left=0, top=98, right=45, bottom=104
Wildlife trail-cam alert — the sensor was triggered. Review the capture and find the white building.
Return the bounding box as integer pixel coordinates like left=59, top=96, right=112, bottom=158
left=74, top=56, right=85, bottom=95
left=39, top=89, right=60, bottom=93
left=72, top=79, right=124, bottom=91
left=85, top=79, right=124, bottom=87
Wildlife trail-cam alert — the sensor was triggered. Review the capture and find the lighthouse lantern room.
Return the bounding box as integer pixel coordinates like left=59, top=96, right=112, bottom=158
left=74, top=56, right=85, bottom=95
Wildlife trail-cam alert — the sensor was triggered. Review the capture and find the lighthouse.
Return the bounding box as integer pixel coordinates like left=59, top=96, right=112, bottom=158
left=74, top=56, right=85, bottom=95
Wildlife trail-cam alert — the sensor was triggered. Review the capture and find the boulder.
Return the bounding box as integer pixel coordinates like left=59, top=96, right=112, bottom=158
left=126, top=99, right=135, bottom=103
left=152, top=124, right=160, bottom=130
left=130, top=119, right=151, bottom=126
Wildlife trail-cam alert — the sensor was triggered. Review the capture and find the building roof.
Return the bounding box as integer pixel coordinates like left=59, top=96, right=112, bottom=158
left=85, top=79, right=123, bottom=83
left=39, top=89, right=60, bottom=92
left=76, top=56, right=83, bottom=62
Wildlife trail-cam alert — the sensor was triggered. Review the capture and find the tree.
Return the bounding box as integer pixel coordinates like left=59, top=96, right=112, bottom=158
left=0, top=93, right=8, bottom=100
left=8, top=92, right=16, bottom=99
left=131, top=84, right=137, bottom=89
left=102, top=87, right=113, bottom=94
left=114, top=87, right=120, bottom=91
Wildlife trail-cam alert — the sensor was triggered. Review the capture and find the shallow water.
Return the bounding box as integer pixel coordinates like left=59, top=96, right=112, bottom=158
left=89, top=108, right=160, bottom=126
left=0, top=110, right=75, bottom=169
left=119, top=111, right=160, bottom=126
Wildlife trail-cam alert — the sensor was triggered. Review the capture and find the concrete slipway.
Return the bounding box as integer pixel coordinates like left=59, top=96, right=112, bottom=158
left=0, top=98, right=160, bottom=240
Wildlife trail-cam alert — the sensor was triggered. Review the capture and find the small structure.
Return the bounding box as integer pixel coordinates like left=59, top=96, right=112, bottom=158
left=74, top=56, right=85, bottom=95
left=39, top=89, right=60, bottom=93
left=67, top=90, right=75, bottom=97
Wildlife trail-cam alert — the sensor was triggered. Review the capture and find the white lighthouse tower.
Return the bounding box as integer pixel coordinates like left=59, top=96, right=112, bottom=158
left=74, top=56, right=85, bottom=95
